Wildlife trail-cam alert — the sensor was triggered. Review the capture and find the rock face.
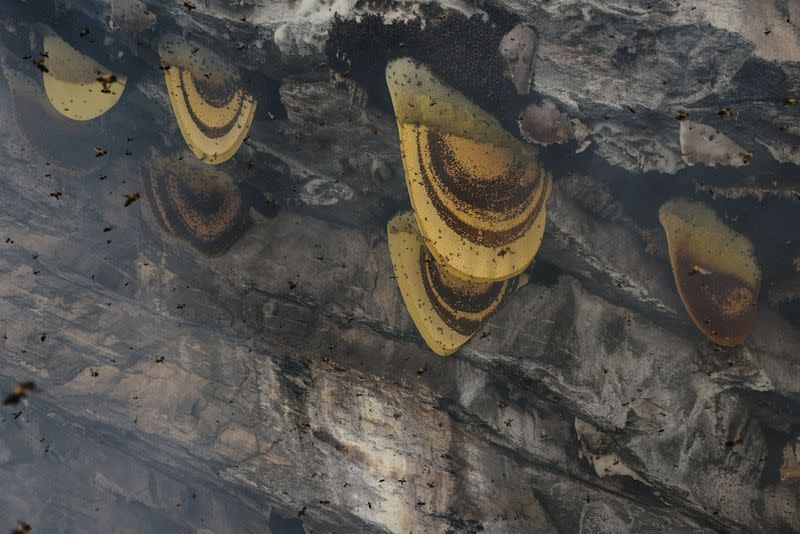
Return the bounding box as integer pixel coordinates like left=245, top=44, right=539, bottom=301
left=0, top=1, right=798, bottom=533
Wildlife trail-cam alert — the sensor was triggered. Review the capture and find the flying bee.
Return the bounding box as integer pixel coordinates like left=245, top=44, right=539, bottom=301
left=688, top=264, right=712, bottom=276
left=124, top=192, right=141, bottom=207
left=32, top=58, right=48, bottom=73
left=3, top=382, right=36, bottom=406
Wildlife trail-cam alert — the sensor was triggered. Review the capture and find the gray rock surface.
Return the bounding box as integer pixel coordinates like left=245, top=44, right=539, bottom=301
left=0, top=0, right=798, bottom=533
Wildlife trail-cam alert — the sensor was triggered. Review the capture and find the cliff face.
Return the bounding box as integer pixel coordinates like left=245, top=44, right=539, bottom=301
left=0, top=0, right=798, bottom=532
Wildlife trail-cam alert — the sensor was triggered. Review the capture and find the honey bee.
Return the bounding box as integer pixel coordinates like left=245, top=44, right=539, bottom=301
left=32, top=58, right=48, bottom=73
left=124, top=192, right=141, bottom=207
left=95, top=72, right=119, bottom=94
left=3, top=382, right=36, bottom=406
left=688, top=264, right=712, bottom=276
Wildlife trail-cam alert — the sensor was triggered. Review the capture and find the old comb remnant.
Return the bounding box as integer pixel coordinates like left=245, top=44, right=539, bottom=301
left=388, top=212, right=526, bottom=356
left=159, top=34, right=256, bottom=164
left=386, top=57, right=552, bottom=283
left=42, top=31, right=127, bottom=120
left=143, top=156, right=250, bottom=256
left=658, top=199, right=761, bottom=346
left=1, top=65, right=105, bottom=174
left=781, top=439, right=800, bottom=486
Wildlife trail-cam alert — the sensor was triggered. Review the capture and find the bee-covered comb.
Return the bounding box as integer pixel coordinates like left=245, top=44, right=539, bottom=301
left=41, top=30, right=127, bottom=121
left=143, top=156, right=250, bottom=256
left=388, top=212, right=526, bottom=356
left=158, top=34, right=256, bottom=165
left=658, top=198, right=760, bottom=346
left=386, top=57, right=551, bottom=283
